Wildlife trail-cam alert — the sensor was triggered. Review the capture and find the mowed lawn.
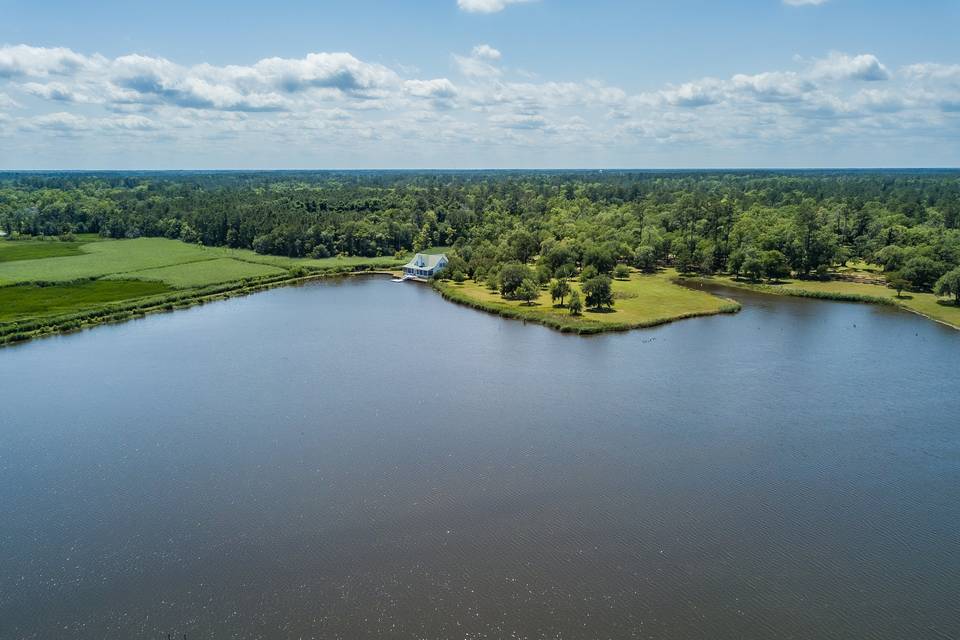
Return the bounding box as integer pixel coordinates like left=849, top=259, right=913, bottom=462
left=0, top=237, right=406, bottom=286
left=107, top=257, right=287, bottom=288
left=0, top=280, right=172, bottom=322
left=707, top=274, right=960, bottom=329
left=0, top=240, right=90, bottom=263
left=0, top=237, right=407, bottom=328
left=437, top=268, right=739, bottom=332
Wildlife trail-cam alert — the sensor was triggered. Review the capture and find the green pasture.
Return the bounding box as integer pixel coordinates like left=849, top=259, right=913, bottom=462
left=435, top=268, right=740, bottom=333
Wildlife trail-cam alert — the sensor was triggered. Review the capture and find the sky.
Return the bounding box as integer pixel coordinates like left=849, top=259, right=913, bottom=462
left=1, top=0, right=959, bottom=169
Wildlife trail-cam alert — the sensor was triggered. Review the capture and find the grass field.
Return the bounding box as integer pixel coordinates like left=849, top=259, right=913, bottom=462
left=692, top=274, right=960, bottom=329
left=107, top=257, right=288, bottom=288
left=0, top=280, right=173, bottom=322
left=0, top=237, right=407, bottom=286
left=0, top=240, right=90, bottom=263
left=0, top=236, right=408, bottom=342
left=435, top=269, right=740, bottom=333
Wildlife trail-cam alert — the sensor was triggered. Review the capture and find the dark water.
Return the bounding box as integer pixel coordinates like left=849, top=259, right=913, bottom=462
left=1, top=277, right=958, bottom=640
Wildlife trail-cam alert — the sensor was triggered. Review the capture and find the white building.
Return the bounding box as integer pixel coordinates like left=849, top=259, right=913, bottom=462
left=403, top=253, right=448, bottom=280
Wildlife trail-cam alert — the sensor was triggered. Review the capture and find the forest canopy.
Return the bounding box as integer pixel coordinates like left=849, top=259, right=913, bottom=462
left=2, top=170, right=959, bottom=293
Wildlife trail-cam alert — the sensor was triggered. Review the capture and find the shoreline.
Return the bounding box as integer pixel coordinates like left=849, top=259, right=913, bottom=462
left=0, top=268, right=396, bottom=348
left=683, top=275, right=960, bottom=331
left=5, top=267, right=957, bottom=348
left=433, top=277, right=742, bottom=335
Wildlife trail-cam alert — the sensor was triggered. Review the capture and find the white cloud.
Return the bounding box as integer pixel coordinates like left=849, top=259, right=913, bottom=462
left=457, top=0, right=534, bottom=13
left=405, top=78, right=458, bottom=99
left=1, top=44, right=958, bottom=167
left=660, top=80, right=723, bottom=107
left=783, top=0, right=829, bottom=5
left=21, top=81, right=91, bottom=103
left=0, top=44, right=100, bottom=77
left=809, top=52, right=890, bottom=81
left=472, top=44, right=502, bottom=61
left=453, top=46, right=503, bottom=79
left=0, top=92, right=20, bottom=109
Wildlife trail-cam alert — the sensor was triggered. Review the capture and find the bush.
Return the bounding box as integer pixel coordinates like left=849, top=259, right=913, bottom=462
left=613, top=264, right=631, bottom=280
left=568, top=290, right=583, bottom=316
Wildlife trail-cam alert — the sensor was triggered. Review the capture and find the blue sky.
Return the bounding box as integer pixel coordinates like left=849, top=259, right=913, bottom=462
left=1, top=0, right=959, bottom=168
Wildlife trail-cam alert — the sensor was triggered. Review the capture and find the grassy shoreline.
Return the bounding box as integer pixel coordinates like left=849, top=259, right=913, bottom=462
left=0, top=235, right=409, bottom=347
left=433, top=269, right=741, bottom=335
left=683, top=274, right=960, bottom=330
left=0, top=267, right=396, bottom=347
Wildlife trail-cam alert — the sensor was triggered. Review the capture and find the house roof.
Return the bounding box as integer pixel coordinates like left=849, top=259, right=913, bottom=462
left=404, top=253, right=447, bottom=270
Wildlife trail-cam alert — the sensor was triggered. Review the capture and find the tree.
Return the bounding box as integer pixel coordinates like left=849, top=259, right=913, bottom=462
left=508, top=228, right=539, bottom=263
left=517, top=278, right=540, bottom=305
left=583, top=244, right=615, bottom=273
left=549, top=278, right=571, bottom=306
left=579, top=264, right=599, bottom=281
left=743, top=252, right=764, bottom=282
left=613, top=264, right=631, bottom=280
left=499, top=262, right=531, bottom=298
left=568, top=290, right=583, bottom=316
left=886, top=272, right=909, bottom=298
left=727, top=247, right=748, bottom=279
left=582, top=275, right=614, bottom=310
left=934, top=267, right=960, bottom=305
left=633, top=245, right=657, bottom=272
left=759, top=250, right=790, bottom=282
left=901, top=256, right=947, bottom=290
left=485, top=270, right=500, bottom=292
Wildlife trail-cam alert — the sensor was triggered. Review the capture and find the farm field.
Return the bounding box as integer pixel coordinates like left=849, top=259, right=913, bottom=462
left=0, top=236, right=407, bottom=341
left=435, top=268, right=740, bottom=333
left=0, top=280, right=173, bottom=322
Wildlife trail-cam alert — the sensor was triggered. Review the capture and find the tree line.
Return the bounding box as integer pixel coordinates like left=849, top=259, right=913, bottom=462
left=2, top=170, right=959, bottom=300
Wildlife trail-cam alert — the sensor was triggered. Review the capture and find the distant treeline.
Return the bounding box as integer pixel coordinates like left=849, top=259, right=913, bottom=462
left=2, top=170, right=959, bottom=292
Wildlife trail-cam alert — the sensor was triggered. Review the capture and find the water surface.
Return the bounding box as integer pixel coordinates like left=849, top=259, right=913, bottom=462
left=1, top=277, right=958, bottom=639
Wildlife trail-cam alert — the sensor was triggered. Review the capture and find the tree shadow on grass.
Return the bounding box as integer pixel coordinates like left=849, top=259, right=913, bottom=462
left=935, top=299, right=960, bottom=307
left=586, top=307, right=617, bottom=314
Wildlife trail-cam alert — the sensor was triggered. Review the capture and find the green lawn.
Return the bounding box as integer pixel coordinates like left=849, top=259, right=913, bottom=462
left=435, top=268, right=740, bottom=333
left=0, top=237, right=406, bottom=286
left=108, top=257, right=288, bottom=288
left=0, top=240, right=90, bottom=263
left=0, top=237, right=407, bottom=338
left=696, top=274, right=960, bottom=329
left=0, top=280, right=173, bottom=322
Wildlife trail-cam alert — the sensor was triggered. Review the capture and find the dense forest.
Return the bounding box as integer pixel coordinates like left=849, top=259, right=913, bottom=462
left=2, top=170, right=960, bottom=297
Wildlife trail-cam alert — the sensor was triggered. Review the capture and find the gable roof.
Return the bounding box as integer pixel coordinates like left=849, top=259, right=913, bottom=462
left=404, top=253, right=447, bottom=270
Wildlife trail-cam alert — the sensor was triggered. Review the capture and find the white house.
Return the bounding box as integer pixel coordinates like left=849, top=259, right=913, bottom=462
left=403, top=253, right=448, bottom=280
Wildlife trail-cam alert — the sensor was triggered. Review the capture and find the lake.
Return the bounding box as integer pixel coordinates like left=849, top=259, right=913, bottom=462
left=1, top=276, right=958, bottom=639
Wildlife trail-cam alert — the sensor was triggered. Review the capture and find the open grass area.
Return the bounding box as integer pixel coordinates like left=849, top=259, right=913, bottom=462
left=0, top=280, right=173, bottom=322
left=0, top=236, right=408, bottom=343
left=435, top=268, right=740, bottom=334
left=0, top=237, right=407, bottom=286
left=0, top=240, right=90, bottom=263
left=691, top=273, right=960, bottom=330
left=107, top=257, right=288, bottom=288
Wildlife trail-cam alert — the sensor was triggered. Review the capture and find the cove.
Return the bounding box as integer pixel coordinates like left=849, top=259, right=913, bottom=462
left=1, top=276, right=958, bottom=639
